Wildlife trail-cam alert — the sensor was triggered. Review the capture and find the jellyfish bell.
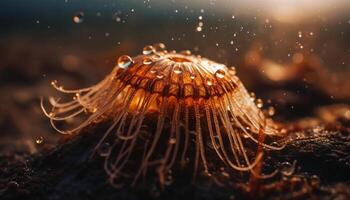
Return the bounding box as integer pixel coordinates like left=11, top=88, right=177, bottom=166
left=41, top=44, right=285, bottom=187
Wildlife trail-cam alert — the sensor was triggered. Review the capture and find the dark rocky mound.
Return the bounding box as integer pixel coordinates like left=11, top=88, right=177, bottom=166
left=0, top=106, right=349, bottom=200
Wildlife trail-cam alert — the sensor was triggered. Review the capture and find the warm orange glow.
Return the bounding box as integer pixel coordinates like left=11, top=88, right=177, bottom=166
left=42, top=44, right=285, bottom=187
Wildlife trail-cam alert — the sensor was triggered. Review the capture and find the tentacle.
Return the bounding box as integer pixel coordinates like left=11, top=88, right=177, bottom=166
left=132, top=95, right=167, bottom=185
left=194, top=103, right=209, bottom=173
left=180, top=105, right=190, bottom=167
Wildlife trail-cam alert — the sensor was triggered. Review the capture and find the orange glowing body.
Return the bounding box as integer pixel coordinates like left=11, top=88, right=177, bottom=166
left=42, top=44, right=283, bottom=187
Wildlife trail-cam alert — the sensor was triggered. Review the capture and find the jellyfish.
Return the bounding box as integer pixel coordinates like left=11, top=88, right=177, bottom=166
left=41, top=44, right=284, bottom=187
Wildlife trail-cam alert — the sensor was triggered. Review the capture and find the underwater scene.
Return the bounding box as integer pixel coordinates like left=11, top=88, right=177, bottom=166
left=0, top=0, right=350, bottom=199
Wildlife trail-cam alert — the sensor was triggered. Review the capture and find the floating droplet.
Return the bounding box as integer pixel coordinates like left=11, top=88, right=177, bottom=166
left=215, top=69, right=226, bottom=79
left=142, top=45, right=154, bottom=55
left=73, top=12, right=84, bottom=24
left=280, top=161, right=294, bottom=176
left=256, top=99, right=263, bottom=108
left=35, top=136, right=44, bottom=145
left=267, top=106, right=275, bottom=116
left=143, top=57, right=153, bottom=65
left=298, top=31, right=302, bottom=38
left=117, top=55, right=133, bottom=69
left=115, top=17, right=121, bottom=22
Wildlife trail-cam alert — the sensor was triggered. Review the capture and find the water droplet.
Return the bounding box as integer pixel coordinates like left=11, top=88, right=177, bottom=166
left=280, top=162, right=294, bottom=176
left=142, top=45, right=154, bottom=55
left=152, top=54, right=162, bottom=60
left=250, top=92, right=256, bottom=101
left=143, top=57, right=153, bottom=65
left=215, top=69, right=226, bottom=79
left=271, top=141, right=279, bottom=146
left=98, top=142, right=111, bottom=157
left=115, top=16, right=121, bottom=22
left=267, top=106, right=275, bottom=116
left=169, top=138, right=176, bottom=144
left=256, top=98, right=263, bottom=108
left=310, top=175, right=320, bottom=187
left=190, top=73, right=196, bottom=79
left=156, top=72, right=164, bottom=79
left=206, top=79, right=213, bottom=86
left=153, top=43, right=166, bottom=52
left=73, top=12, right=84, bottom=24
left=173, top=65, right=182, bottom=74
left=180, top=50, right=191, bottom=55
left=35, top=136, right=44, bottom=145
left=117, top=55, right=133, bottom=69
left=228, top=67, right=236, bottom=75
left=298, top=31, right=302, bottom=38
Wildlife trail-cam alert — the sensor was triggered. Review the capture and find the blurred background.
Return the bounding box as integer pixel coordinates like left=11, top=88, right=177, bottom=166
left=0, top=0, right=349, bottom=153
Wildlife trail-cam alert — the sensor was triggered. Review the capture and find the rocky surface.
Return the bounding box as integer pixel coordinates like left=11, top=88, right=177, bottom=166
left=0, top=107, right=349, bottom=200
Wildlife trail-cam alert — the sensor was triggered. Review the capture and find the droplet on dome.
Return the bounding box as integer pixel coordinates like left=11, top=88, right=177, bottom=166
left=215, top=69, right=226, bottom=79
left=117, top=55, right=133, bottom=69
